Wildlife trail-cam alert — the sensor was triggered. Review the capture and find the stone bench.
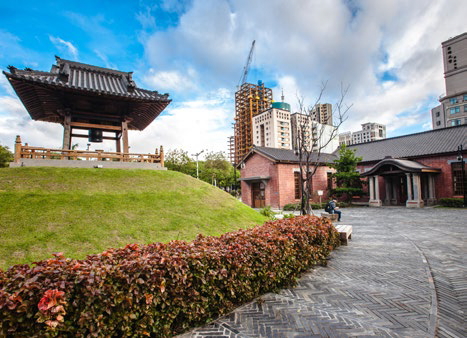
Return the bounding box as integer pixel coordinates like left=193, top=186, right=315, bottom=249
left=321, top=213, right=338, bottom=222
left=334, top=224, right=352, bottom=245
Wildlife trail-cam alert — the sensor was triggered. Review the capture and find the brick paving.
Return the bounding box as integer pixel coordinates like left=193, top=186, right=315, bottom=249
left=178, top=207, right=467, bottom=338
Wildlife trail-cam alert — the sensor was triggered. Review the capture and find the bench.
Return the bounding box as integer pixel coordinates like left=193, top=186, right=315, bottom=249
left=334, top=224, right=352, bottom=245
left=321, top=213, right=338, bottom=221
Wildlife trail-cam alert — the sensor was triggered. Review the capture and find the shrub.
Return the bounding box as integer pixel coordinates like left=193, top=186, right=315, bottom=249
left=0, top=216, right=339, bottom=337
left=439, top=198, right=464, bottom=208
left=283, top=203, right=322, bottom=211
left=283, top=203, right=300, bottom=211
left=259, top=205, right=275, bottom=219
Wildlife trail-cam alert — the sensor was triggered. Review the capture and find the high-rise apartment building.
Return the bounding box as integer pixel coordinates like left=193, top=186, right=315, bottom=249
left=234, top=81, right=273, bottom=163
left=311, top=103, right=333, bottom=125
left=291, top=112, right=339, bottom=153
left=339, top=122, right=387, bottom=146
left=432, top=32, right=467, bottom=129
left=252, top=102, right=292, bottom=150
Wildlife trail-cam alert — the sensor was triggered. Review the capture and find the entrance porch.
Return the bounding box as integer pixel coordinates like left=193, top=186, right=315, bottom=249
left=362, top=158, right=440, bottom=208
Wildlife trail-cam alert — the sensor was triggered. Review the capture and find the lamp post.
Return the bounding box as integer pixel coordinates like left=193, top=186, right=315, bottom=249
left=192, top=150, right=204, bottom=179
left=457, top=145, right=466, bottom=207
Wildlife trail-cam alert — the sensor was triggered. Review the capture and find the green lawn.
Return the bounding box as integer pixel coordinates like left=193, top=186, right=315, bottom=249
left=0, top=167, right=267, bottom=270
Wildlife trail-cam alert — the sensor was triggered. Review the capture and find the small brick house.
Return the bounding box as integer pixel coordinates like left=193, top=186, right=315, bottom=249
left=348, top=124, right=466, bottom=207
left=238, top=147, right=337, bottom=209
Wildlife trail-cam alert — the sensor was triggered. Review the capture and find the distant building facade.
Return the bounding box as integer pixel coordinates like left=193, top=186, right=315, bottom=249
left=432, top=32, right=467, bottom=129
left=310, top=103, right=333, bottom=125
left=339, top=122, right=386, bottom=146
left=252, top=103, right=292, bottom=150
left=291, top=113, right=338, bottom=153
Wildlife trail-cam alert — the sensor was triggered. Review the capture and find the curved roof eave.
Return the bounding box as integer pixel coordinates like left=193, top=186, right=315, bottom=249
left=361, top=158, right=441, bottom=176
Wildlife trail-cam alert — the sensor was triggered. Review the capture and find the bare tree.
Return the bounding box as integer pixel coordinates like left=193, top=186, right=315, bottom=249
left=293, top=83, right=352, bottom=215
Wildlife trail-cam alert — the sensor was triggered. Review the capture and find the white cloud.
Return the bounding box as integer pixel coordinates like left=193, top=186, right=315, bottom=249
left=129, top=88, right=233, bottom=154
left=0, top=96, right=27, bottom=117
left=49, top=36, right=79, bottom=60
left=143, top=68, right=198, bottom=92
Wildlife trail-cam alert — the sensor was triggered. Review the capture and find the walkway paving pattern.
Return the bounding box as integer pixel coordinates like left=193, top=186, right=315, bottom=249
left=179, top=207, right=466, bottom=337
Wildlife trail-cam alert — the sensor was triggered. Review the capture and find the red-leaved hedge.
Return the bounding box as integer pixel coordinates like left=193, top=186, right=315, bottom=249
left=0, top=215, right=340, bottom=337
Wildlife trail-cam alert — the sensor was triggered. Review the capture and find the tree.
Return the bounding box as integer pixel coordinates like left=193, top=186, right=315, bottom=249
left=294, top=83, right=352, bottom=215
left=164, top=149, right=196, bottom=176
left=0, top=145, right=14, bottom=168
left=200, top=151, right=239, bottom=189
left=330, top=144, right=364, bottom=202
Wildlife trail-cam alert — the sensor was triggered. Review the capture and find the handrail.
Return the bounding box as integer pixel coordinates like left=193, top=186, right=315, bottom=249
left=13, top=136, right=164, bottom=166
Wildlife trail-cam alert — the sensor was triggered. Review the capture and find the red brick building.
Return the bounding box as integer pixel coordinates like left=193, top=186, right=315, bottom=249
left=238, top=147, right=336, bottom=208
left=349, top=125, right=466, bottom=207
left=239, top=125, right=466, bottom=209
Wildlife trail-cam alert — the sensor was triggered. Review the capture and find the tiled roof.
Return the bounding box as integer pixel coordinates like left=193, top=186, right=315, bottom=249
left=4, top=57, right=169, bottom=101
left=346, top=125, right=467, bottom=163
left=247, top=146, right=337, bottom=164
left=3, top=57, right=171, bottom=130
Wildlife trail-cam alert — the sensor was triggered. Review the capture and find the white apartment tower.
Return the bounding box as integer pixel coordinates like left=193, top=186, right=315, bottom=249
left=291, top=112, right=339, bottom=153
left=252, top=102, right=292, bottom=149
left=339, top=122, right=387, bottom=145
left=432, top=32, right=467, bottom=129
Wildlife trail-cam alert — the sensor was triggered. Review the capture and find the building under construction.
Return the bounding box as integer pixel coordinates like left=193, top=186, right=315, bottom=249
left=234, top=81, right=273, bottom=164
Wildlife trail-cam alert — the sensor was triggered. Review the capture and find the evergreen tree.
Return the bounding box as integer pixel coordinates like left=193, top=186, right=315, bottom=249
left=330, top=144, right=364, bottom=202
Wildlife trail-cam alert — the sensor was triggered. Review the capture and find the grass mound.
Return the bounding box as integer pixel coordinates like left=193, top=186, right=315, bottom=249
left=0, top=167, right=267, bottom=269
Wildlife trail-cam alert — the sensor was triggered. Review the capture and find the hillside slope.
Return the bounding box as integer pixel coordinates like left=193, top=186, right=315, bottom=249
left=0, top=167, right=267, bottom=269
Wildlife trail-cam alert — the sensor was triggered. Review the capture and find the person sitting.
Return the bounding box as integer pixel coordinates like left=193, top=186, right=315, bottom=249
left=328, top=198, right=342, bottom=221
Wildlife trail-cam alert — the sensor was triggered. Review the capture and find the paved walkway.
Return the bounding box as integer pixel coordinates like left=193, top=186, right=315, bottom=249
left=179, top=207, right=466, bottom=337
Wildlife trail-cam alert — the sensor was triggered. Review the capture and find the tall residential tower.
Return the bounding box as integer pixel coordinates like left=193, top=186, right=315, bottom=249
left=432, top=32, right=467, bottom=129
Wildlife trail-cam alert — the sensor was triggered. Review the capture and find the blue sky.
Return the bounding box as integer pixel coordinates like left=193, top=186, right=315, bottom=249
left=1, top=0, right=466, bottom=155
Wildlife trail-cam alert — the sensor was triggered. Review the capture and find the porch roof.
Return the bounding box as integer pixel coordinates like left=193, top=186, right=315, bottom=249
left=238, top=176, right=271, bottom=182
left=361, top=157, right=441, bottom=176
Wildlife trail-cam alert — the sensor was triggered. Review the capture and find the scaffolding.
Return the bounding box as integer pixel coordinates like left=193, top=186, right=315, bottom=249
left=234, top=82, right=273, bottom=163
left=227, top=135, right=235, bottom=164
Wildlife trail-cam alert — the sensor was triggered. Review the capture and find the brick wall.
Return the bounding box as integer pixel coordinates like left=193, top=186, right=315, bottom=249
left=417, top=155, right=458, bottom=198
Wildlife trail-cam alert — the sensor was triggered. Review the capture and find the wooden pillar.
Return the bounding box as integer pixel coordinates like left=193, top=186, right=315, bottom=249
left=115, top=131, right=121, bottom=153
left=160, top=145, right=164, bottom=167
left=122, top=121, right=129, bottom=154
left=14, top=135, right=22, bottom=163
left=62, top=113, right=72, bottom=150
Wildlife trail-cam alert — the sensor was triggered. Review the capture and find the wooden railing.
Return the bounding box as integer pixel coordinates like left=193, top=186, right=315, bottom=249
left=14, top=136, right=164, bottom=166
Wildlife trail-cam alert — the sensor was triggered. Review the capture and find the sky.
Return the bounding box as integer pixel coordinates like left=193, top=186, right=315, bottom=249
left=0, top=0, right=466, bottom=157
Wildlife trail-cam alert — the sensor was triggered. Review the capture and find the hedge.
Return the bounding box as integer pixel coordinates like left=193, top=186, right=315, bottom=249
left=439, top=197, right=464, bottom=208
left=0, top=216, right=340, bottom=337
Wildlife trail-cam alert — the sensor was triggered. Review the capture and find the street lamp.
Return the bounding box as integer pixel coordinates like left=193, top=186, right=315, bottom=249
left=457, top=145, right=466, bottom=207
left=192, top=150, right=204, bottom=179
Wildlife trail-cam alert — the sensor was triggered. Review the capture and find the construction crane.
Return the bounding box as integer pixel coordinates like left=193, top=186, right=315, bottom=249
left=238, top=40, right=256, bottom=87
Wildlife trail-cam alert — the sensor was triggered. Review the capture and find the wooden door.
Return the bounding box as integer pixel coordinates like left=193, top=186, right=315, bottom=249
left=252, top=182, right=265, bottom=208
